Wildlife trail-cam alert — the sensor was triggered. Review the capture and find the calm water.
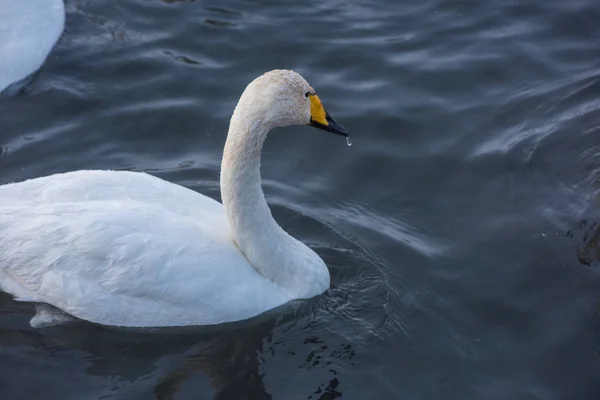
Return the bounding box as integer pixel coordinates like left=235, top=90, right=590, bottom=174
left=1, top=0, right=600, bottom=398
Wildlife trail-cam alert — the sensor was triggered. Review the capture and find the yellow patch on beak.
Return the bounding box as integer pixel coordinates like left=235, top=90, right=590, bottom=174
left=309, top=95, right=328, bottom=126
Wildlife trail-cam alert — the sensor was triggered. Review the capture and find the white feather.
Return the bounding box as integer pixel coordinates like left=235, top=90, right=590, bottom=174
left=0, top=70, right=331, bottom=327
left=0, top=0, right=65, bottom=92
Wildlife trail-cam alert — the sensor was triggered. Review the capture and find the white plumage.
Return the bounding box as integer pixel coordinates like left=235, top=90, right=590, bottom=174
left=0, top=70, right=348, bottom=328
left=0, top=0, right=65, bottom=92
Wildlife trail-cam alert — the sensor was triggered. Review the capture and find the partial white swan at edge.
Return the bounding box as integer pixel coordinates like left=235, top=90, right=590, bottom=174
left=0, top=69, right=349, bottom=328
left=0, top=0, right=65, bottom=92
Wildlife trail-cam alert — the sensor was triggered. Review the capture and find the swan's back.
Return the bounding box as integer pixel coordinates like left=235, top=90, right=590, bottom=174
left=0, top=170, right=219, bottom=213
left=0, top=0, right=65, bottom=91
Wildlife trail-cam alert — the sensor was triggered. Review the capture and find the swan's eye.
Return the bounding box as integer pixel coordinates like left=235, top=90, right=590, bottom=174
left=305, top=92, right=310, bottom=98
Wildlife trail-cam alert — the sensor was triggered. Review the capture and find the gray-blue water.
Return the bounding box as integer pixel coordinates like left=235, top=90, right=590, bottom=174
left=1, top=0, right=599, bottom=398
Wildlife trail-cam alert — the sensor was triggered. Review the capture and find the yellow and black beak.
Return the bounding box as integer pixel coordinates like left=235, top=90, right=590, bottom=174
left=308, top=94, right=348, bottom=137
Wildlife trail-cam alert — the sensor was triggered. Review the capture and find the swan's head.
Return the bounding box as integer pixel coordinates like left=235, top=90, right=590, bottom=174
left=237, top=69, right=348, bottom=137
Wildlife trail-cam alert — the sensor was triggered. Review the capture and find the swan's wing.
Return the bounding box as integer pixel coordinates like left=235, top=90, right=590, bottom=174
left=0, top=201, right=291, bottom=327
left=0, top=170, right=222, bottom=217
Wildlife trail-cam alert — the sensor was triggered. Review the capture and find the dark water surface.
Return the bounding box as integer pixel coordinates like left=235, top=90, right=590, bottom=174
left=1, top=0, right=600, bottom=398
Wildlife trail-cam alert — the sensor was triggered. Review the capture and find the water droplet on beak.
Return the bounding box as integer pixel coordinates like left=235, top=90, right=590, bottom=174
left=346, top=137, right=352, bottom=147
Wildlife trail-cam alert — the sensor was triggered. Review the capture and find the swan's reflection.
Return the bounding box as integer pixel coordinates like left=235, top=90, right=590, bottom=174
left=151, top=321, right=273, bottom=400
left=0, top=292, right=271, bottom=399
left=0, top=294, right=355, bottom=399
left=62, top=318, right=276, bottom=399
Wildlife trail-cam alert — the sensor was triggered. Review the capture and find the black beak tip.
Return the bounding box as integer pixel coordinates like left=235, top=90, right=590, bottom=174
left=334, top=123, right=349, bottom=137
left=309, top=112, right=348, bottom=137
left=326, top=118, right=348, bottom=137
left=325, top=111, right=348, bottom=136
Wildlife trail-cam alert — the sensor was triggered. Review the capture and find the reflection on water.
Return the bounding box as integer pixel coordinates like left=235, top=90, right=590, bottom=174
left=0, top=298, right=357, bottom=399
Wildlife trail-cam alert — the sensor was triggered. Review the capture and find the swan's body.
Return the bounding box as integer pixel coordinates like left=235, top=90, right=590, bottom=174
left=0, top=70, right=348, bottom=328
left=0, top=0, right=65, bottom=92
left=0, top=170, right=295, bottom=327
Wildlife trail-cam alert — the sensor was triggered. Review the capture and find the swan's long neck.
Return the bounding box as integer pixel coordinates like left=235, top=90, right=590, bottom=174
left=221, top=115, right=274, bottom=246
left=220, top=103, right=329, bottom=297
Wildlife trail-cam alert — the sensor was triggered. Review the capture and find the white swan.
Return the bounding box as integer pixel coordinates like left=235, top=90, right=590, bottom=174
left=0, top=0, right=65, bottom=92
left=0, top=69, right=349, bottom=328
